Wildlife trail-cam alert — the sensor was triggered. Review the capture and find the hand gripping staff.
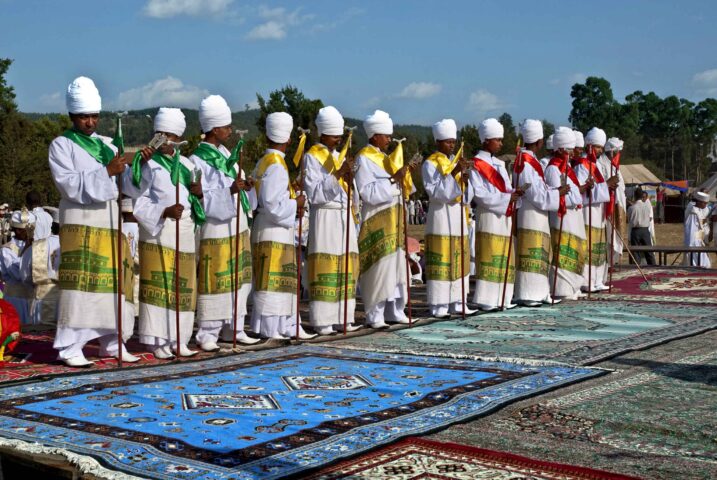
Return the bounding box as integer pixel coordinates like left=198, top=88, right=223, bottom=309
left=232, top=129, right=249, bottom=351
left=341, top=126, right=357, bottom=335
left=295, top=127, right=310, bottom=340
left=500, top=139, right=522, bottom=311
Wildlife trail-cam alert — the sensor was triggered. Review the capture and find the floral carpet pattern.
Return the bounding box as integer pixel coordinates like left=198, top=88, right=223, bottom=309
left=430, top=330, right=717, bottom=480
left=326, top=301, right=717, bottom=365
left=308, top=437, right=641, bottom=479
left=598, top=267, right=717, bottom=304
left=0, top=345, right=600, bottom=480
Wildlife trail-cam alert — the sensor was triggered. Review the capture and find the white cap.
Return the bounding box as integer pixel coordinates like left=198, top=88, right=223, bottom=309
left=585, top=127, right=607, bottom=147
left=520, top=119, right=543, bottom=144
left=363, top=110, right=394, bottom=139
left=693, top=191, right=709, bottom=203
left=66, top=76, right=102, bottom=114
left=605, top=137, right=624, bottom=152
left=315, top=106, right=344, bottom=136
left=553, top=126, right=576, bottom=149
left=478, top=118, right=504, bottom=142
left=546, top=134, right=554, bottom=150
left=266, top=112, right=293, bottom=144
left=432, top=119, right=457, bottom=141
left=573, top=130, right=585, bottom=148
left=199, top=95, right=232, bottom=133
left=154, top=107, right=186, bottom=137
left=10, top=208, right=36, bottom=229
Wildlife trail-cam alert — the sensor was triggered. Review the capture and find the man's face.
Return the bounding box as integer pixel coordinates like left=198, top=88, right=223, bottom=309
left=436, top=138, right=456, bottom=156
left=590, top=145, right=604, bottom=157
left=573, top=146, right=584, bottom=158
left=696, top=200, right=708, bottom=209
left=70, top=113, right=99, bottom=135
left=212, top=125, right=233, bottom=144
left=370, top=134, right=391, bottom=152
left=641, top=193, right=648, bottom=202
left=158, top=132, right=181, bottom=155
left=12, top=227, right=27, bottom=242
left=321, top=134, right=342, bottom=150
left=483, top=138, right=503, bottom=155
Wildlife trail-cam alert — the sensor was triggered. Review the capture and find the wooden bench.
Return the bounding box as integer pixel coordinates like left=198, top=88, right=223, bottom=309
left=626, top=245, right=717, bottom=266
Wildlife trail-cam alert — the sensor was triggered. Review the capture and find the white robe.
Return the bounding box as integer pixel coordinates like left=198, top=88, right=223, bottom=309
left=422, top=157, right=471, bottom=315
left=304, top=147, right=359, bottom=328
left=355, top=146, right=408, bottom=325
left=133, top=155, right=198, bottom=348
left=683, top=202, right=711, bottom=268
left=599, top=156, right=626, bottom=271
left=49, top=134, right=138, bottom=357
left=20, top=234, right=60, bottom=325
left=545, top=163, right=585, bottom=298
left=513, top=150, right=560, bottom=303
left=574, top=159, right=610, bottom=290
left=0, top=238, right=32, bottom=324
left=191, top=143, right=257, bottom=343
left=250, top=149, right=302, bottom=338
left=30, top=207, right=54, bottom=241
left=469, top=151, right=519, bottom=308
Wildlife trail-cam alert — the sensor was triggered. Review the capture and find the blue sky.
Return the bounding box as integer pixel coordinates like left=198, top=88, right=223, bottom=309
left=2, top=0, right=716, bottom=127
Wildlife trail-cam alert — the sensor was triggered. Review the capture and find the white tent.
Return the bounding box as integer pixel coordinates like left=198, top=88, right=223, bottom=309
left=696, top=172, right=717, bottom=201
left=620, top=164, right=661, bottom=185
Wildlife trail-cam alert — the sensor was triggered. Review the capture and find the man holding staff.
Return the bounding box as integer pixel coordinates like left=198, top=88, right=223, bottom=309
left=422, top=119, right=474, bottom=318
left=303, top=106, right=361, bottom=335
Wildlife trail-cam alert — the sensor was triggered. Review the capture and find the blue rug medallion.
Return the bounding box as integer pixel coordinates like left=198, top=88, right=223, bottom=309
left=0, top=346, right=600, bottom=479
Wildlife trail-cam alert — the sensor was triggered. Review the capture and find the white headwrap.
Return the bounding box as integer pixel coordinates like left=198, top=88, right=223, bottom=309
left=553, top=126, right=576, bottom=150
left=520, top=119, right=543, bottom=144
left=154, top=107, right=186, bottom=137
left=266, top=112, right=293, bottom=144
left=10, top=209, right=36, bottom=229
left=573, top=130, right=585, bottom=148
left=199, top=95, right=232, bottom=133
left=585, top=127, right=607, bottom=147
left=66, top=76, right=102, bottom=114
left=478, top=118, right=504, bottom=142
left=432, top=119, right=457, bottom=141
left=363, top=110, right=393, bottom=139
left=315, top=106, right=344, bottom=136
left=546, top=134, right=554, bottom=150
left=605, top=137, right=624, bottom=152
left=693, top=191, right=709, bottom=203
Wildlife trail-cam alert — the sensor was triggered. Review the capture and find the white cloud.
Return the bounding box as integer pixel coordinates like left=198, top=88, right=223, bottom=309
left=398, top=82, right=442, bottom=99
left=114, top=76, right=210, bottom=110
left=38, top=92, right=63, bottom=111
left=310, top=7, right=364, bottom=33
left=693, top=68, right=717, bottom=95
left=568, top=72, right=587, bottom=84
left=142, top=0, right=234, bottom=18
left=246, top=6, right=314, bottom=41
left=467, top=89, right=507, bottom=113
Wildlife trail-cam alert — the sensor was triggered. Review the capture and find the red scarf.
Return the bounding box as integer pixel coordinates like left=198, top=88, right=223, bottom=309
left=548, top=155, right=581, bottom=218
left=605, top=151, right=621, bottom=219
left=514, top=150, right=544, bottom=180
left=575, top=154, right=605, bottom=183
left=473, top=156, right=514, bottom=216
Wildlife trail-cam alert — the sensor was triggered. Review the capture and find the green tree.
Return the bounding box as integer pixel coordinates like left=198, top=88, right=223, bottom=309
left=498, top=113, right=518, bottom=154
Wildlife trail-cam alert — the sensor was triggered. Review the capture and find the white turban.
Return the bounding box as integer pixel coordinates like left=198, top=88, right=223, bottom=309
left=553, top=126, right=576, bottom=150
left=199, top=95, right=232, bottom=133
left=266, top=112, right=293, bottom=144
left=693, top=191, right=709, bottom=203
left=316, top=106, right=344, bottom=136
left=520, top=119, right=543, bottom=144
left=585, top=127, right=607, bottom=147
left=10, top=209, right=36, bottom=229
left=605, top=137, right=624, bottom=152
left=154, top=107, right=186, bottom=137
left=363, top=110, right=393, bottom=139
left=432, top=119, right=457, bottom=141
left=66, top=76, right=101, bottom=114
left=573, top=130, right=585, bottom=148
left=478, top=118, right=504, bottom=142
left=546, top=134, right=554, bottom=150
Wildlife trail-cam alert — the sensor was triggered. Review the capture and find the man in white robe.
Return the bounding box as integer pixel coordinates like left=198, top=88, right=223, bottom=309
left=25, top=191, right=53, bottom=242
left=50, top=76, right=142, bottom=367
left=469, top=118, right=524, bottom=311
left=355, top=110, right=411, bottom=328
left=250, top=112, right=314, bottom=339
left=422, top=118, right=474, bottom=317
left=304, top=106, right=361, bottom=335
left=133, top=108, right=205, bottom=358
left=573, top=127, right=619, bottom=293
left=603, top=137, right=627, bottom=277
left=539, top=134, right=554, bottom=170
left=545, top=128, right=586, bottom=300
left=513, top=120, right=567, bottom=306
left=1, top=209, right=35, bottom=324
left=191, top=95, right=260, bottom=350
left=683, top=191, right=711, bottom=268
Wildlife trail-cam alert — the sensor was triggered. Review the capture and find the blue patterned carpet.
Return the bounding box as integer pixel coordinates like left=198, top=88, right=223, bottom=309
left=0, top=346, right=600, bottom=479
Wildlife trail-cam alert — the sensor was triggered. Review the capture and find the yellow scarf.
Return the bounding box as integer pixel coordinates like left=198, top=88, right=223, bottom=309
left=307, top=143, right=358, bottom=224
left=255, top=151, right=296, bottom=199
left=359, top=144, right=414, bottom=200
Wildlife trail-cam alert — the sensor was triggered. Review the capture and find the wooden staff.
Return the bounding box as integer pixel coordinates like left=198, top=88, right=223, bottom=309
left=608, top=156, right=619, bottom=293
left=551, top=153, right=568, bottom=305
left=392, top=137, right=413, bottom=326
left=457, top=141, right=467, bottom=319
left=606, top=216, right=650, bottom=284
left=232, top=129, right=248, bottom=350
left=116, top=172, right=124, bottom=368
left=587, top=146, right=594, bottom=300
left=296, top=127, right=310, bottom=340
left=500, top=141, right=522, bottom=310
left=342, top=126, right=357, bottom=335
left=168, top=141, right=188, bottom=358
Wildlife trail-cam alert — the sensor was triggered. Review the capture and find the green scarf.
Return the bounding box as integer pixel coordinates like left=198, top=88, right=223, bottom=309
left=148, top=151, right=206, bottom=226
left=192, top=141, right=251, bottom=217
left=62, top=129, right=116, bottom=166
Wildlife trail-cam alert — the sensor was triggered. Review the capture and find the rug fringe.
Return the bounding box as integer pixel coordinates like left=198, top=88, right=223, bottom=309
left=0, top=436, right=144, bottom=479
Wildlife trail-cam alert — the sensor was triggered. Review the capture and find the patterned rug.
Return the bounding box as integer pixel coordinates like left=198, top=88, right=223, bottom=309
left=598, top=267, right=717, bottom=304
left=430, top=330, right=717, bottom=480
left=325, top=301, right=717, bottom=365
left=0, top=345, right=600, bottom=480
left=308, top=437, right=641, bottom=479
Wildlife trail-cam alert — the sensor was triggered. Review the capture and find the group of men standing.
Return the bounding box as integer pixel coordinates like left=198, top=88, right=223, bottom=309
left=8, top=75, right=637, bottom=368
